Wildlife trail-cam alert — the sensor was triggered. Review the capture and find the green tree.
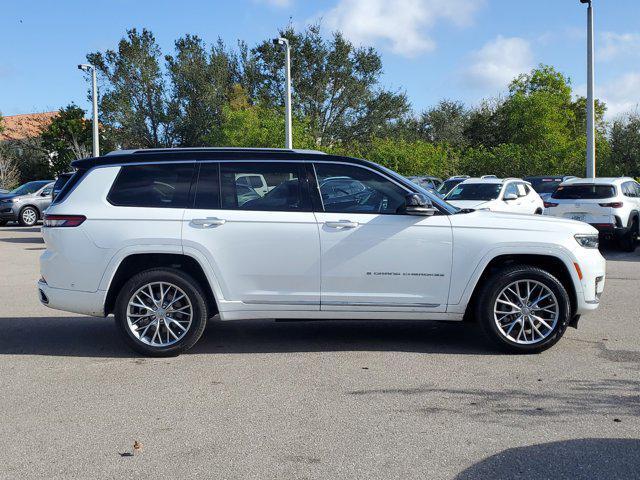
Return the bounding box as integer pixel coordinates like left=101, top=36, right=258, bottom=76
left=206, top=85, right=315, bottom=149
left=609, top=112, right=640, bottom=177
left=40, top=104, right=114, bottom=175
left=87, top=28, right=172, bottom=148
left=166, top=35, right=240, bottom=146
left=412, top=100, right=470, bottom=146
left=249, top=25, right=409, bottom=147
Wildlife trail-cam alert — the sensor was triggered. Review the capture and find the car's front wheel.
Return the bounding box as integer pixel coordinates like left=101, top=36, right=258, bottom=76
left=114, top=268, right=208, bottom=356
left=18, top=206, right=38, bottom=227
left=475, top=265, right=571, bottom=353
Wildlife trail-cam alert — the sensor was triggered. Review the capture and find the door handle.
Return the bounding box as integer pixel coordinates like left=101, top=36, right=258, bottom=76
left=325, top=220, right=359, bottom=229
left=191, top=217, right=226, bottom=228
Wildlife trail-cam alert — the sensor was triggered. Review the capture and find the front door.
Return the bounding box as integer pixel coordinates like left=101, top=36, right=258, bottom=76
left=313, top=162, right=453, bottom=313
left=182, top=161, right=320, bottom=310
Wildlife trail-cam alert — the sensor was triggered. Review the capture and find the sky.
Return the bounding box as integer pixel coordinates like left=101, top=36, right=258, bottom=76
left=1, top=0, right=639, bottom=120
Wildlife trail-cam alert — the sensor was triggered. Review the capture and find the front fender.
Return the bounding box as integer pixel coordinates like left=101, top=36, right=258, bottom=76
left=447, top=243, right=582, bottom=314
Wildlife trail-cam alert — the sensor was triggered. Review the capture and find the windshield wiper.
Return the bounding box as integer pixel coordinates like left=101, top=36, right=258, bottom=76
left=454, top=208, right=476, bottom=214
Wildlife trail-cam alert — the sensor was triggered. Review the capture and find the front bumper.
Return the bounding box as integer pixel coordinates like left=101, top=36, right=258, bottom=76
left=572, top=246, right=606, bottom=314
left=38, top=280, right=106, bottom=317
left=0, top=204, right=19, bottom=221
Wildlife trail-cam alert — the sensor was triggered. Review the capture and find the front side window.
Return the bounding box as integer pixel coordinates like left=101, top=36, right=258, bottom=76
left=447, top=183, right=502, bottom=201
left=314, top=163, right=407, bottom=214
left=503, top=183, right=519, bottom=198
left=108, top=163, right=194, bottom=208
left=220, top=162, right=308, bottom=211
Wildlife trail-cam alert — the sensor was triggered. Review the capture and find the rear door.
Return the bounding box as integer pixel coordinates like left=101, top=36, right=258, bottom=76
left=182, top=161, right=321, bottom=310
left=312, top=162, right=453, bottom=313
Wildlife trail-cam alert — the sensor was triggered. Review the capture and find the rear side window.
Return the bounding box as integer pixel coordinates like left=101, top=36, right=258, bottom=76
left=108, top=163, right=195, bottom=208
left=52, top=170, right=87, bottom=205
left=219, top=162, right=309, bottom=211
left=552, top=184, right=616, bottom=200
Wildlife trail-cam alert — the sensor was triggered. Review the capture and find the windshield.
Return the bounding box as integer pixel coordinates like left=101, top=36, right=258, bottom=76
left=446, top=183, right=502, bottom=201
left=529, top=179, right=563, bottom=194
left=10, top=181, right=49, bottom=196
left=552, top=184, right=616, bottom=200
left=438, top=179, right=464, bottom=195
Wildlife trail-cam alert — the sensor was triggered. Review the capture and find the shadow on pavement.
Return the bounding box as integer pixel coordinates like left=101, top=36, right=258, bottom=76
left=455, top=438, right=640, bottom=480
left=0, top=226, right=40, bottom=233
left=600, top=245, right=640, bottom=263
left=0, top=236, right=44, bottom=244
left=0, top=316, right=494, bottom=358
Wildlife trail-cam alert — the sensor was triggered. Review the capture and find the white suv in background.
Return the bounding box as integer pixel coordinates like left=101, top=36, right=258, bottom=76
left=445, top=177, right=545, bottom=215
left=544, top=177, right=640, bottom=251
left=39, top=148, right=605, bottom=356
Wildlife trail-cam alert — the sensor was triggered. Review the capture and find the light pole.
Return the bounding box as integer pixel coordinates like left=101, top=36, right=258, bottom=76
left=272, top=37, right=293, bottom=149
left=581, top=0, right=596, bottom=178
left=78, top=63, right=100, bottom=157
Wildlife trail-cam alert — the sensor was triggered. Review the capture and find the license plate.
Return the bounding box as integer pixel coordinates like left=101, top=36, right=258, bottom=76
left=570, top=214, right=586, bottom=222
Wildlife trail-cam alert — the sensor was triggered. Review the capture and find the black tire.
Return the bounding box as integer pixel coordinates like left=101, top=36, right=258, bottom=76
left=0, top=220, right=7, bottom=226
left=18, top=206, right=38, bottom=227
left=475, top=265, right=571, bottom=354
left=619, top=219, right=638, bottom=252
left=534, top=208, right=543, bottom=215
left=114, top=268, right=208, bottom=357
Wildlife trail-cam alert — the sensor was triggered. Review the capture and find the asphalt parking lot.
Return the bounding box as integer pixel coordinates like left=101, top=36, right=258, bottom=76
left=0, top=226, right=638, bottom=479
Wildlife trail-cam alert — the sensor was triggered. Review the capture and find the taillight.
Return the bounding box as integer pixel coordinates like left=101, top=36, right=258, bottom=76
left=544, top=202, right=558, bottom=208
left=43, top=214, right=86, bottom=227
left=599, top=202, right=623, bottom=208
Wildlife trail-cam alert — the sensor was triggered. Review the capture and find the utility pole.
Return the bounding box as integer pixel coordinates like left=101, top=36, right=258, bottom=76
left=78, top=63, right=100, bottom=157
left=581, top=0, right=596, bottom=178
left=272, top=37, right=293, bottom=149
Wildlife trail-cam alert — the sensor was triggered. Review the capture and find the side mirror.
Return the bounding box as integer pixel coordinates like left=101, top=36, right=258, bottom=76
left=404, top=193, right=437, bottom=216
left=504, top=193, right=518, bottom=201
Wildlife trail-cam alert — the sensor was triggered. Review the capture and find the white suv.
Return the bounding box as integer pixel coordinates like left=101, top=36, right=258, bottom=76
left=445, top=178, right=544, bottom=215
left=544, top=177, right=640, bottom=252
left=39, top=148, right=606, bottom=356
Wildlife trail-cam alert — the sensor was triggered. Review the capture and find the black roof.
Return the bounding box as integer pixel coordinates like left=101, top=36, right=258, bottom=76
left=71, top=147, right=345, bottom=169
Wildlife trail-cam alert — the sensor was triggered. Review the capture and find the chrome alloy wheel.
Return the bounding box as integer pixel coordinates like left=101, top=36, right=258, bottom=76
left=493, top=280, right=559, bottom=345
left=126, top=282, right=193, bottom=347
left=22, top=208, right=37, bottom=225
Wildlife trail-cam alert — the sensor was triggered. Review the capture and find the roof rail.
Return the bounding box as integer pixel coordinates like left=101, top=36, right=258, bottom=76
left=105, top=147, right=327, bottom=156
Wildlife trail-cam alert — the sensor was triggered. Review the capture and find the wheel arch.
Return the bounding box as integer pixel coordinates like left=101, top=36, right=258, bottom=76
left=463, top=253, right=577, bottom=323
left=104, top=253, right=219, bottom=317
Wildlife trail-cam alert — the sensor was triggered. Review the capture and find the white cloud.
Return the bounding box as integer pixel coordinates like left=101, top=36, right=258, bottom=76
left=599, top=73, right=640, bottom=119
left=599, top=32, right=640, bottom=62
left=322, top=0, right=484, bottom=57
left=464, top=36, right=533, bottom=90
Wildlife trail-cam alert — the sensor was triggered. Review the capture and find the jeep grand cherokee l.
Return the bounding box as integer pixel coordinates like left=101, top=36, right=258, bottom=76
left=38, top=148, right=606, bottom=356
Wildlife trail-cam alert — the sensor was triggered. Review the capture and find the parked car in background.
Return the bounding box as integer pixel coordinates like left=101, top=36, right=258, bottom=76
left=407, top=176, right=443, bottom=191
left=0, top=180, right=54, bottom=226
left=38, top=148, right=605, bottom=357
left=445, top=177, right=544, bottom=215
left=437, top=176, right=469, bottom=196
left=524, top=176, right=577, bottom=201
left=52, top=172, right=74, bottom=201
left=544, top=177, right=640, bottom=251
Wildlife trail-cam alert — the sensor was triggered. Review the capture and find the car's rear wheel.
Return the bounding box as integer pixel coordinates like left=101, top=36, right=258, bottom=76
left=475, top=265, right=571, bottom=353
left=114, top=268, right=208, bottom=356
left=0, top=220, right=7, bottom=226
left=18, top=206, right=38, bottom=227
left=619, top=219, right=638, bottom=252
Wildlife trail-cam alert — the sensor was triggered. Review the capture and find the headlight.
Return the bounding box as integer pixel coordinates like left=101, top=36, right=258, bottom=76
left=11, top=197, right=21, bottom=203
left=575, top=234, right=599, bottom=249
